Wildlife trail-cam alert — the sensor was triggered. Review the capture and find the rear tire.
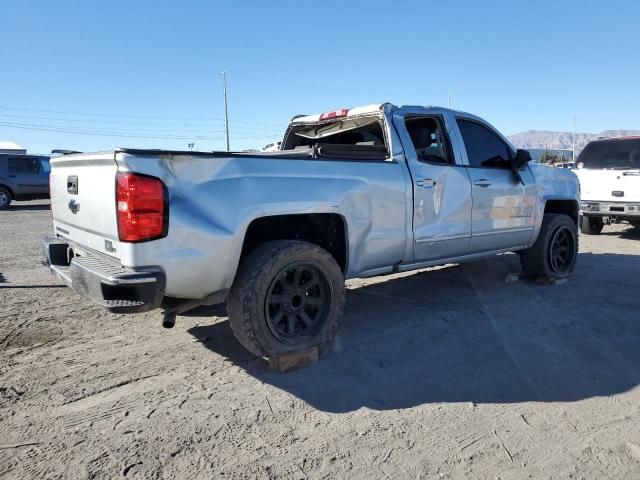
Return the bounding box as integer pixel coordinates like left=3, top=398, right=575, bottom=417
left=0, top=187, right=12, bottom=210
left=227, top=240, right=345, bottom=358
left=520, top=213, right=578, bottom=279
left=580, top=216, right=604, bottom=235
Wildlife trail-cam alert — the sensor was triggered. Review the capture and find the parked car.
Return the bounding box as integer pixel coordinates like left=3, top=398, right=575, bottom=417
left=42, top=103, right=580, bottom=358
left=574, top=137, right=640, bottom=234
left=0, top=154, right=51, bottom=209
left=262, top=141, right=281, bottom=152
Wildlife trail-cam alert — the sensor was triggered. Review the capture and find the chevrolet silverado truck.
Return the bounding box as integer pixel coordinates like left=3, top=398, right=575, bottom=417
left=42, top=104, right=580, bottom=358
left=574, top=137, right=640, bottom=234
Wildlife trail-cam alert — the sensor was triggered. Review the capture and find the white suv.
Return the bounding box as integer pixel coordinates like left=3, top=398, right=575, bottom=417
left=575, top=137, right=640, bottom=234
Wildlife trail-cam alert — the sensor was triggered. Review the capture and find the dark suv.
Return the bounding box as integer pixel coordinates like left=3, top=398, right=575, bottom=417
left=0, top=154, right=51, bottom=209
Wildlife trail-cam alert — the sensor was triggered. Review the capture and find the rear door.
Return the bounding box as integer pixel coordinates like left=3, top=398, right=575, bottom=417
left=394, top=112, right=472, bottom=261
left=456, top=118, right=537, bottom=252
left=7, top=156, right=48, bottom=196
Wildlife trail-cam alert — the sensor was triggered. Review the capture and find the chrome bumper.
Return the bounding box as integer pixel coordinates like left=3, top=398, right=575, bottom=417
left=580, top=201, right=640, bottom=217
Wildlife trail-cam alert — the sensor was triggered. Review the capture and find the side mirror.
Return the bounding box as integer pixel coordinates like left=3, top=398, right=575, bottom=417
left=512, top=149, right=532, bottom=169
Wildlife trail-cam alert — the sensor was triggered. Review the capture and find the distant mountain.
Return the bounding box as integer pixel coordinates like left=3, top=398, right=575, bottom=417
left=507, top=129, right=640, bottom=154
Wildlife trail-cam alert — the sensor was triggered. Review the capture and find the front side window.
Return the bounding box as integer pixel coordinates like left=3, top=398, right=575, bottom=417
left=404, top=116, right=451, bottom=164
left=457, top=119, right=511, bottom=168
left=8, top=156, right=40, bottom=174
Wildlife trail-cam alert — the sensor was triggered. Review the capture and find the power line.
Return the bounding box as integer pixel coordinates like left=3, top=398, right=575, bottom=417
left=0, top=121, right=279, bottom=140
left=0, top=112, right=283, bottom=132
left=0, top=113, right=282, bottom=134
left=0, top=105, right=285, bottom=128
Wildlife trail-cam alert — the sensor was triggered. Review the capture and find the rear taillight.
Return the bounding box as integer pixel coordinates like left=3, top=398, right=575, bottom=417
left=116, top=172, right=167, bottom=242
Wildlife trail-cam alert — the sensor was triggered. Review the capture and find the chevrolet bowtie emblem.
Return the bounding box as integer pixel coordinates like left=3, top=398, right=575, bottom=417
left=68, top=199, right=80, bottom=214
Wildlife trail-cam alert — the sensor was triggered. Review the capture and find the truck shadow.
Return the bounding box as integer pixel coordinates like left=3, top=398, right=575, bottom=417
left=188, top=252, right=640, bottom=412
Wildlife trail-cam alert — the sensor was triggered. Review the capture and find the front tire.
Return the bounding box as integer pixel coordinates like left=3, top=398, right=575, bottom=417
left=580, top=216, right=604, bottom=235
left=227, top=240, right=345, bottom=358
left=520, top=213, right=578, bottom=279
left=0, top=187, right=12, bottom=210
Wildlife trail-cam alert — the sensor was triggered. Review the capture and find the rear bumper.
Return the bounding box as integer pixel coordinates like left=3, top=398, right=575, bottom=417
left=581, top=200, right=640, bottom=218
left=41, top=236, right=165, bottom=313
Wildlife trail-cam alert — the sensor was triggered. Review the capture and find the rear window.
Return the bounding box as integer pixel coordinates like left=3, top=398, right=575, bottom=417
left=577, top=139, right=640, bottom=170
left=40, top=157, right=51, bottom=174
left=282, top=116, right=388, bottom=160
left=404, top=116, right=451, bottom=164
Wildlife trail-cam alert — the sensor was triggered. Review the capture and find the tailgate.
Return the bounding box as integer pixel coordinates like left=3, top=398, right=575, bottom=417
left=50, top=152, right=121, bottom=259
left=577, top=169, right=640, bottom=203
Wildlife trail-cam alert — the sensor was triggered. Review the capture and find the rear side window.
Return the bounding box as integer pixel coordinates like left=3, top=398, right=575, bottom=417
left=8, top=156, right=41, bottom=174
left=457, top=119, right=511, bottom=168
left=404, top=116, right=451, bottom=164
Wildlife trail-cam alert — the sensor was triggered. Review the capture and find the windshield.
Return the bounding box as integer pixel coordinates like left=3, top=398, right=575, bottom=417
left=577, top=139, right=640, bottom=170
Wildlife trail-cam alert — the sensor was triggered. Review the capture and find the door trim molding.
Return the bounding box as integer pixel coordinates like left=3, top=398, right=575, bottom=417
left=472, top=227, right=534, bottom=237
left=415, top=233, right=470, bottom=244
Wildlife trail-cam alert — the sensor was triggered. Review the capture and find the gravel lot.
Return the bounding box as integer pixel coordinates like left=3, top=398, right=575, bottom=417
left=1, top=200, right=639, bottom=479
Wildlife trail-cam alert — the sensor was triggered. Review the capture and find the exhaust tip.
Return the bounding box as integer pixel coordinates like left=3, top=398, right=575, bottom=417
left=162, top=313, right=176, bottom=329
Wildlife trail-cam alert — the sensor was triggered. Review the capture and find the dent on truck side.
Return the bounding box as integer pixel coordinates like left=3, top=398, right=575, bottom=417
left=115, top=152, right=408, bottom=299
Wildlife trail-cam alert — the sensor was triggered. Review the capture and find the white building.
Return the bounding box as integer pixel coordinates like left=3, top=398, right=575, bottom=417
left=0, top=141, right=26, bottom=155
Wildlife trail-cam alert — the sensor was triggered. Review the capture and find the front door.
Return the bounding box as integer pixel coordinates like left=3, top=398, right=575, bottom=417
left=456, top=119, right=537, bottom=252
left=395, top=114, right=473, bottom=262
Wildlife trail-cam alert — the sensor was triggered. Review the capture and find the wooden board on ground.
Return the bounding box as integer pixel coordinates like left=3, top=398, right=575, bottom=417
left=268, top=347, right=319, bottom=373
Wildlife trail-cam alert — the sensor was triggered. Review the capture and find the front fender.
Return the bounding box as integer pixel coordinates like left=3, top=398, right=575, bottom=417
left=529, top=163, right=581, bottom=239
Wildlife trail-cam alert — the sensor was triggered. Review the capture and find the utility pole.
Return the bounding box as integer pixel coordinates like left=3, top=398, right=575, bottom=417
left=572, top=114, right=577, bottom=162
left=447, top=92, right=452, bottom=108
left=222, top=71, right=230, bottom=152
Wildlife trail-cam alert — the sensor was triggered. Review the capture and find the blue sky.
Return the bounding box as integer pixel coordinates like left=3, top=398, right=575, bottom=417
left=1, top=0, right=639, bottom=154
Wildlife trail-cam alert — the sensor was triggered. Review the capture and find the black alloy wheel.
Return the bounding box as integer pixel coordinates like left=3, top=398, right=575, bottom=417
left=547, top=226, right=576, bottom=274
left=265, top=262, right=330, bottom=342
left=227, top=240, right=346, bottom=358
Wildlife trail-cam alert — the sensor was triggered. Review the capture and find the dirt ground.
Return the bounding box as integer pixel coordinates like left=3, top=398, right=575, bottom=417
left=1, top=200, right=639, bottom=480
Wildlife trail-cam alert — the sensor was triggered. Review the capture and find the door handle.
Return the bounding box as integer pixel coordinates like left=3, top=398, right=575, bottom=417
left=416, top=178, right=435, bottom=188
left=474, top=179, right=491, bottom=187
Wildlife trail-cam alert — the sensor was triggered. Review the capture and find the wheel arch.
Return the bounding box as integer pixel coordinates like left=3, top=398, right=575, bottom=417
left=544, top=198, right=580, bottom=227
left=239, top=213, right=349, bottom=273
left=0, top=183, right=14, bottom=197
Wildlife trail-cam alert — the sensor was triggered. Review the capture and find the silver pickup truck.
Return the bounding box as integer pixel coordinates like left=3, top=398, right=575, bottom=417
left=42, top=103, right=580, bottom=358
